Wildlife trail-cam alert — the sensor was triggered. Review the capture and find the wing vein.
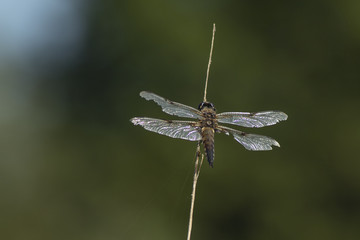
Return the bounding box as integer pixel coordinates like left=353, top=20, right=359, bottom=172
left=131, top=117, right=202, bottom=141
left=140, top=91, right=202, bottom=119
left=217, top=111, right=288, bottom=128
left=218, top=125, right=280, bottom=151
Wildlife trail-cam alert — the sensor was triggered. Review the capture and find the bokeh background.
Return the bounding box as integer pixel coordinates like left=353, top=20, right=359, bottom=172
left=1, top=0, right=360, bottom=239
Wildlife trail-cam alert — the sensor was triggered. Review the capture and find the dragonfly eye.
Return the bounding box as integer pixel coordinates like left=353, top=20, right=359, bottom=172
left=198, top=102, right=216, bottom=110
left=210, top=103, right=216, bottom=111
left=198, top=102, right=205, bottom=110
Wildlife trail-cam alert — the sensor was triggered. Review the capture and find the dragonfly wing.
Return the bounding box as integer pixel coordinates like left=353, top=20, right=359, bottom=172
left=131, top=117, right=202, bottom=141
left=217, top=111, right=288, bottom=128
left=218, top=125, right=280, bottom=151
left=140, top=91, right=202, bottom=119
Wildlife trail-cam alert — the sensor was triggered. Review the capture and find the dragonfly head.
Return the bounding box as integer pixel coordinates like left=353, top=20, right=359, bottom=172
left=198, top=102, right=216, bottom=111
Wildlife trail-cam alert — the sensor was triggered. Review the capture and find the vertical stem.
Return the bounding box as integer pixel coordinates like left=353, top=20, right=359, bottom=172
left=187, top=142, right=204, bottom=240
left=187, top=23, right=216, bottom=240
left=203, top=23, right=216, bottom=102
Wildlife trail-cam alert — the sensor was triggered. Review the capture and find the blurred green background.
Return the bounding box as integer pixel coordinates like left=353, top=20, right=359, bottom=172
left=1, top=0, right=360, bottom=239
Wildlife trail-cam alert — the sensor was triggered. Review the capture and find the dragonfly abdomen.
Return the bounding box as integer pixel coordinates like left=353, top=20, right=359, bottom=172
left=202, top=127, right=215, bottom=167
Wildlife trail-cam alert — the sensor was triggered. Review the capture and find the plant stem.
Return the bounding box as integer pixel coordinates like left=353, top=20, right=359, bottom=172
left=186, top=143, right=204, bottom=240
left=187, top=23, right=216, bottom=240
left=203, top=23, right=216, bottom=102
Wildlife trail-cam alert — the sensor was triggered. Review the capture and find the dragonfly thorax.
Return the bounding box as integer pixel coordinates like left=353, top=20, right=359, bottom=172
left=200, top=107, right=218, bottom=129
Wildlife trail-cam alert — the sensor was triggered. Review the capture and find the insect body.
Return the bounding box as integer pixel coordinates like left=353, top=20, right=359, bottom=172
left=131, top=91, right=287, bottom=167
left=198, top=102, right=217, bottom=166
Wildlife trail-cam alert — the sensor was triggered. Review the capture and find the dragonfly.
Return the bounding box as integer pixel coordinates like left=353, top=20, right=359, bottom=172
left=131, top=91, right=287, bottom=167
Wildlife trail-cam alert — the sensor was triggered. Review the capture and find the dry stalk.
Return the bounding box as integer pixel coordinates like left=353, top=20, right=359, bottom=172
left=186, top=22, right=216, bottom=240
left=203, top=23, right=216, bottom=102
left=186, top=143, right=204, bottom=240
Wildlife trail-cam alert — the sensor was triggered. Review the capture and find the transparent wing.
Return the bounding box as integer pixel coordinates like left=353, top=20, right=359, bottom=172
left=217, top=111, right=288, bottom=128
left=131, top=117, right=202, bottom=141
left=218, top=125, right=280, bottom=151
left=140, top=91, right=202, bottom=119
